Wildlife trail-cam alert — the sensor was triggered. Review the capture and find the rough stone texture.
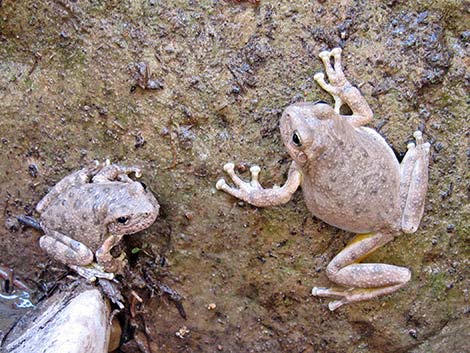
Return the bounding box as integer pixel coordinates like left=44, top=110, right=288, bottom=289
left=0, top=1, right=468, bottom=352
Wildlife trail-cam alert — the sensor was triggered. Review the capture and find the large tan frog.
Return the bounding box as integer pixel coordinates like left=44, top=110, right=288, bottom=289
left=216, top=48, right=430, bottom=311
left=37, top=161, right=159, bottom=279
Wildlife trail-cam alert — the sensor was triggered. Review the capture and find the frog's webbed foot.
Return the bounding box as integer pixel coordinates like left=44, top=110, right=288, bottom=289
left=216, top=163, right=265, bottom=205
left=216, top=162, right=301, bottom=207
left=316, top=48, right=346, bottom=85
left=314, top=48, right=347, bottom=113
left=311, top=232, right=411, bottom=311
left=399, top=131, right=430, bottom=233
left=313, top=48, right=373, bottom=127
left=92, top=161, right=142, bottom=183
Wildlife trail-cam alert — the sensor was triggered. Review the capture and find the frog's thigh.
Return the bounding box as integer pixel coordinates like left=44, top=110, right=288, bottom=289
left=326, top=232, right=410, bottom=287
left=400, top=131, right=430, bottom=233
left=39, top=231, right=94, bottom=266
left=313, top=232, right=411, bottom=310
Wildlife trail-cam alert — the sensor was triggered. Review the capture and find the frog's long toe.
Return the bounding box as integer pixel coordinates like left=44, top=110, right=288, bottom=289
left=413, top=130, right=431, bottom=151
left=318, top=50, right=331, bottom=59
left=311, top=286, right=328, bottom=296
left=221, top=163, right=264, bottom=190
left=413, top=130, right=423, bottom=145
left=222, top=162, right=245, bottom=187
left=331, top=47, right=342, bottom=56
left=328, top=300, right=346, bottom=311
left=216, top=178, right=229, bottom=191
left=217, top=162, right=268, bottom=204
left=249, top=165, right=262, bottom=187
left=314, top=73, right=337, bottom=94
left=311, top=286, right=346, bottom=299
left=312, top=287, right=350, bottom=311
left=313, top=72, right=325, bottom=82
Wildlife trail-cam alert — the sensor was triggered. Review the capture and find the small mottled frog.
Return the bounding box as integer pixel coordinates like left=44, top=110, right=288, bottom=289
left=216, top=48, right=430, bottom=311
left=37, top=161, right=159, bottom=279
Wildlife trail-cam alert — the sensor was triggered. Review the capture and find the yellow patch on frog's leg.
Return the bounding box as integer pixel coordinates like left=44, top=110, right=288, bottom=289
left=344, top=232, right=383, bottom=263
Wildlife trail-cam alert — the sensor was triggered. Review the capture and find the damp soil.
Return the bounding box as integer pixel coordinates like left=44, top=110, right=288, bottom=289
left=0, top=1, right=469, bottom=352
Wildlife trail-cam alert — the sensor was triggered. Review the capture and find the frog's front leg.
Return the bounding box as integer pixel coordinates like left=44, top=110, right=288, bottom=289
left=311, top=232, right=411, bottom=311
left=216, top=162, right=302, bottom=207
left=313, top=48, right=373, bottom=127
left=95, top=234, right=127, bottom=274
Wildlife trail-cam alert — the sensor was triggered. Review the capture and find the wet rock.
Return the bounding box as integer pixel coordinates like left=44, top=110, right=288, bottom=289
left=5, top=217, right=20, bottom=232
left=131, top=62, right=164, bottom=91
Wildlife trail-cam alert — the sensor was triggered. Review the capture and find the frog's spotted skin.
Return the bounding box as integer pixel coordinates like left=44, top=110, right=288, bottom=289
left=37, top=161, right=160, bottom=279
left=216, top=48, right=430, bottom=311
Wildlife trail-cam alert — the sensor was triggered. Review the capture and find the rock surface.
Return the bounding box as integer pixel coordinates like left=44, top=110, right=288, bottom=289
left=3, top=285, right=110, bottom=353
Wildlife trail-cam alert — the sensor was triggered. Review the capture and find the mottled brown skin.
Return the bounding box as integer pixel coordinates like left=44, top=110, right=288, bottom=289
left=37, top=161, right=159, bottom=278
left=217, top=48, right=430, bottom=310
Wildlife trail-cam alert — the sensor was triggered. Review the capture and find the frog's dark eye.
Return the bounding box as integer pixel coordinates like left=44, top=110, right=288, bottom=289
left=292, top=131, right=302, bottom=147
left=117, top=216, right=129, bottom=224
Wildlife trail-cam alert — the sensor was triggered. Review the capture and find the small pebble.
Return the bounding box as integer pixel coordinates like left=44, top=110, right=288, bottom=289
left=408, top=328, right=418, bottom=339
left=28, top=164, right=38, bottom=177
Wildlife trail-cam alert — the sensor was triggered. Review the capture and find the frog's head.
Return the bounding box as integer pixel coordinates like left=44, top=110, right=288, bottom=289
left=280, top=102, right=336, bottom=167
left=106, top=181, right=160, bottom=236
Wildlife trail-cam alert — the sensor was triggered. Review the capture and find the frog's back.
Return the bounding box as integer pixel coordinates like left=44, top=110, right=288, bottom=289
left=302, top=126, right=401, bottom=233
left=39, top=183, right=111, bottom=249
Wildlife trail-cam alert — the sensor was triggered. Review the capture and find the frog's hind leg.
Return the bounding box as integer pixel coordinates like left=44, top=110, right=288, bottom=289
left=40, top=231, right=115, bottom=281
left=311, top=232, right=411, bottom=311
left=399, top=131, right=430, bottom=233
left=92, top=163, right=142, bottom=183
left=39, top=231, right=94, bottom=267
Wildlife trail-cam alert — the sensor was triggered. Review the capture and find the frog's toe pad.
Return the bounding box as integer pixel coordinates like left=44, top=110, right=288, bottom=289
left=223, top=162, right=235, bottom=173
left=216, top=179, right=227, bottom=190
left=328, top=300, right=346, bottom=311
left=331, top=47, right=342, bottom=56
left=311, top=287, right=329, bottom=296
